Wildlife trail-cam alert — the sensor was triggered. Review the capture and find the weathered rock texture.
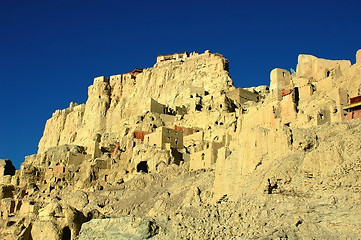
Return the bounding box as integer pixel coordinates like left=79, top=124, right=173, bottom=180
left=78, top=217, right=159, bottom=240
left=0, top=50, right=360, bottom=239
left=38, top=51, right=233, bottom=153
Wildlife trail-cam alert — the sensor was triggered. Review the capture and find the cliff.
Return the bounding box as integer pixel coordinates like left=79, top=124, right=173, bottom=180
left=0, top=49, right=360, bottom=239
left=37, top=51, right=233, bottom=154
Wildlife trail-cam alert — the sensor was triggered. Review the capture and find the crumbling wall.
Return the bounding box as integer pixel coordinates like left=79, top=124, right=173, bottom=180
left=226, top=87, right=259, bottom=104
left=296, top=54, right=351, bottom=79
left=144, top=127, right=183, bottom=150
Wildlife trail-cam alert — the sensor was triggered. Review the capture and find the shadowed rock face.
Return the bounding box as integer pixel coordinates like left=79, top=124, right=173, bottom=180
left=0, top=50, right=360, bottom=239
left=0, top=159, right=16, bottom=177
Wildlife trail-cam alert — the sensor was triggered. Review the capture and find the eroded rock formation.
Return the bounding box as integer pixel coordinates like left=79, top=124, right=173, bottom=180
left=1, top=50, right=360, bottom=239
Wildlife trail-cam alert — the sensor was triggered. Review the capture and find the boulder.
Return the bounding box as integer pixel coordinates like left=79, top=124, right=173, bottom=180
left=78, top=217, right=159, bottom=240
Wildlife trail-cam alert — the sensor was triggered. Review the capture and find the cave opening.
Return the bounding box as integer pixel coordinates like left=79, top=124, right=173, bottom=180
left=137, top=161, right=149, bottom=173
left=61, top=226, right=71, bottom=240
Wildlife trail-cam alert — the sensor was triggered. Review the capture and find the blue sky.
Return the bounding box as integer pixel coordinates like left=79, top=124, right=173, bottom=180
left=1, top=0, right=360, bottom=168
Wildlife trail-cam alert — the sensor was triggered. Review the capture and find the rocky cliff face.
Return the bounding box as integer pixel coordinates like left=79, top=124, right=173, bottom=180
left=0, top=50, right=360, bottom=240
left=38, top=51, right=233, bottom=154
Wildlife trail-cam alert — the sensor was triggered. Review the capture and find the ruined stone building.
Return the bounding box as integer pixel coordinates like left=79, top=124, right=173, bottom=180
left=156, top=51, right=188, bottom=63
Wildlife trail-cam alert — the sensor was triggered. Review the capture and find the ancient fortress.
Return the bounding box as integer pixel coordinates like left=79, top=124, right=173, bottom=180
left=0, top=50, right=360, bottom=239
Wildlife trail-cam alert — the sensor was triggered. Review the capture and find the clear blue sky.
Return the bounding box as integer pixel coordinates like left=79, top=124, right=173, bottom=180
left=1, top=0, right=360, bottom=168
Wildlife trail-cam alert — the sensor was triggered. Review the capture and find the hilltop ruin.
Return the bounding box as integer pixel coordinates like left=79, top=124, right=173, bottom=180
left=0, top=49, right=360, bottom=239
